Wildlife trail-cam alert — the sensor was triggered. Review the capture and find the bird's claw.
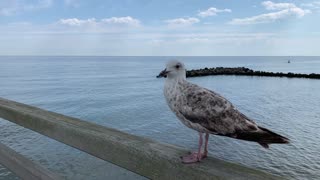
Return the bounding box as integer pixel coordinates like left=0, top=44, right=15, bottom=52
left=181, top=152, right=207, bottom=164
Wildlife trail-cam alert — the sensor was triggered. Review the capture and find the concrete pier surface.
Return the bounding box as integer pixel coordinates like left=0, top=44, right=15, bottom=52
left=0, top=97, right=283, bottom=180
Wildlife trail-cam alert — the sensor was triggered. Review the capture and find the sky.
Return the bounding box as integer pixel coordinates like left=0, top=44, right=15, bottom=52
left=0, top=0, right=319, bottom=56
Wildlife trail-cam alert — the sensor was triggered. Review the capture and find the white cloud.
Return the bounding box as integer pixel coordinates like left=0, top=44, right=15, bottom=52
left=262, top=1, right=296, bottom=10
left=101, top=16, right=140, bottom=26
left=301, top=1, right=320, bottom=9
left=0, top=0, right=52, bottom=16
left=2, top=20, right=318, bottom=56
left=59, top=18, right=97, bottom=26
left=230, top=8, right=310, bottom=25
left=198, top=7, right=231, bottom=17
left=58, top=16, right=141, bottom=27
left=164, top=17, right=199, bottom=27
left=229, top=1, right=310, bottom=25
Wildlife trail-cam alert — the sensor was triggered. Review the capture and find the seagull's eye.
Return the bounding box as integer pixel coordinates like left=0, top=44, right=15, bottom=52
left=175, top=65, right=180, bottom=69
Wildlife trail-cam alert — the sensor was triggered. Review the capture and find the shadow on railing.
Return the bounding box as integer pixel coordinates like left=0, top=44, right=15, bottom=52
left=0, top=97, right=281, bottom=180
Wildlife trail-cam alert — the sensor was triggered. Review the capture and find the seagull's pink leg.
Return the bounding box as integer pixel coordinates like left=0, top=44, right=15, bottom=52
left=196, top=132, right=203, bottom=160
left=181, top=132, right=204, bottom=163
left=203, top=133, right=209, bottom=158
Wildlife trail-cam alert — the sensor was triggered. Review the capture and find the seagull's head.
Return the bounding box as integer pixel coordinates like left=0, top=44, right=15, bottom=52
left=157, top=60, right=186, bottom=80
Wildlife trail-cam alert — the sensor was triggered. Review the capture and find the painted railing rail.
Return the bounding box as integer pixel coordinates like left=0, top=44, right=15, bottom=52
left=0, top=97, right=281, bottom=180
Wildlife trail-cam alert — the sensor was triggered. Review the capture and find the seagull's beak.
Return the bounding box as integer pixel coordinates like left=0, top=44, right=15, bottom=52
left=157, top=68, right=169, bottom=78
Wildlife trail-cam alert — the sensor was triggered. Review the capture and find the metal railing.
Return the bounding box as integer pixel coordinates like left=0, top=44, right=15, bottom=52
left=0, top=97, right=280, bottom=180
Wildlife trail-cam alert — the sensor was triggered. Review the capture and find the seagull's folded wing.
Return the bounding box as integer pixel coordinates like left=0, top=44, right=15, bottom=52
left=177, top=83, right=259, bottom=136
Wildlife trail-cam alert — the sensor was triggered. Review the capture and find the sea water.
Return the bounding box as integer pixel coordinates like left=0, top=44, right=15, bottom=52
left=0, top=56, right=319, bottom=179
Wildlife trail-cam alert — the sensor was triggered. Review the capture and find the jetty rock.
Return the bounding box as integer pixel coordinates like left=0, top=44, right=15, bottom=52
left=157, top=67, right=320, bottom=79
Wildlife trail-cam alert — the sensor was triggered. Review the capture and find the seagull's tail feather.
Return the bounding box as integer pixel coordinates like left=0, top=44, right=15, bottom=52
left=256, top=126, right=290, bottom=148
left=231, top=126, right=290, bottom=149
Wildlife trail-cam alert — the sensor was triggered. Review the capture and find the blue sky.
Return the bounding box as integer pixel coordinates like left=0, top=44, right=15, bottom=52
left=0, top=0, right=319, bottom=56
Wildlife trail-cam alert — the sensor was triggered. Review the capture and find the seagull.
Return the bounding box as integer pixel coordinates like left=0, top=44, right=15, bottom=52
left=157, top=60, right=289, bottom=164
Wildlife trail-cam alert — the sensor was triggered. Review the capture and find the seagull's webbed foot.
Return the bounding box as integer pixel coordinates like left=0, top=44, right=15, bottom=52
left=181, top=132, right=209, bottom=164
left=181, top=152, right=207, bottom=164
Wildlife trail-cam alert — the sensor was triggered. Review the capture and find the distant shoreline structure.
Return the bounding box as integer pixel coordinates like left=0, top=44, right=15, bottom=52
left=158, top=67, right=320, bottom=79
